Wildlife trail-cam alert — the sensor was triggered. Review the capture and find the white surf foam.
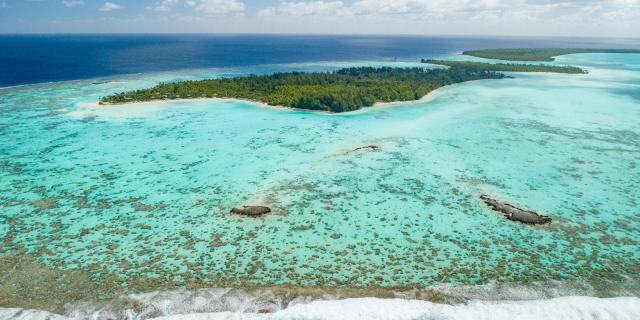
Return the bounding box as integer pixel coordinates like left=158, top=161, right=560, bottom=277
left=2, top=296, right=638, bottom=320
left=0, top=308, right=67, bottom=320
left=268, top=296, right=640, bottom=320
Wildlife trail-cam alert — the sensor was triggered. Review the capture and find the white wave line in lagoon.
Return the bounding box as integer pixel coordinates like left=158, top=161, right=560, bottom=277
left=2, top=296, right=639, bottom=320
left=68, top=101, right=172, bottom=119
left=0, top=84, right=28, bottom=91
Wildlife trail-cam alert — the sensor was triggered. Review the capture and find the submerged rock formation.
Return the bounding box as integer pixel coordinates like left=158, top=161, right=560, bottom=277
left=230, top=206, right=271, bottom=217
left=480, top=195, right=552, bottom=225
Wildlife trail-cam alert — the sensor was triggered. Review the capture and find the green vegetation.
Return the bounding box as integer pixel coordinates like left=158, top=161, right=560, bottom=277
left=100, top=67, right=505, bottom=113
left=463, top=48, right=640, bottom=61
left=422, top=59, right=587, bottom=74
left=101, top=53, right=603, bottom=112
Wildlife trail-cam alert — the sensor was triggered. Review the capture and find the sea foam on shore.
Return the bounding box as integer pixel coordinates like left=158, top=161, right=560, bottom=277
left=2, top=296, right=639, bottom=320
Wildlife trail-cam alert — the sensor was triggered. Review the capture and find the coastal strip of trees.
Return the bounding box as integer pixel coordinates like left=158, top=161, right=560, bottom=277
left=462, top=48, right=640, bottom=61
left=100, top=67, right=505, bottom=113
left=421, top=59, right=587, bottom=74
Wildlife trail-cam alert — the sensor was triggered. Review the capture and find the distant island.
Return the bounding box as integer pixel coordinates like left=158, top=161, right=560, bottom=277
left=100, top=67, right=506, bottom=112
left=463, top=48, right=640, bottom=61
left=421, top=59, right=587, bottom=74
left=102, top=48, right=640, bottom=113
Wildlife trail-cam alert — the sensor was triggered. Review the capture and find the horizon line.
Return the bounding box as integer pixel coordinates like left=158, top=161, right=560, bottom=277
left=0, top=32, right=639, bottom=40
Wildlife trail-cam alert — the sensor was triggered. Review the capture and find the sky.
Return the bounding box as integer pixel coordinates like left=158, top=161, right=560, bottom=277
left=0, top=0, right=638, bottom=37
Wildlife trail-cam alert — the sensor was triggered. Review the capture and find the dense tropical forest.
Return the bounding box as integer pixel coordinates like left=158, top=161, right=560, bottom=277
left=422, top=59, right=587, bottom=74
left=463, top=48, right=640, bottom=61
left=100, top=67, right=505, bottom=112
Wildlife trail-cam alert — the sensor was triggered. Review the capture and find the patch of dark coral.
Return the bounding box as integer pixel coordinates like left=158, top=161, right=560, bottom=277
left=480, top=195, right=552, bottom=225
left=230, top=206, right=271, bottom=217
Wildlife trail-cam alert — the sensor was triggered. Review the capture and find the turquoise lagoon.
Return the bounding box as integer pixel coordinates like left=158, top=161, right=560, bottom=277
left=1, top=54, right=639, bottom=300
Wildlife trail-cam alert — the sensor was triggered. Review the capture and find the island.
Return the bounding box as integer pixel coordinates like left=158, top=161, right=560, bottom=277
left=421, top=59, right=587, bottom=74
left=101, top=49, right=619, bottom=113
left=462, top=48, right=640, bottom=61
left=100, top=67, right=507, bottom=113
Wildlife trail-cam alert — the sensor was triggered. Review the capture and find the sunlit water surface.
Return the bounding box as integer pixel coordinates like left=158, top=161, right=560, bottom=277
left=0, top=54, right=639, bottom=318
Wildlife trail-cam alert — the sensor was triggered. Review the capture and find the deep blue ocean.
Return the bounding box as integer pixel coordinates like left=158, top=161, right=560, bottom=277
left=1, top=34, right=640, bottom=87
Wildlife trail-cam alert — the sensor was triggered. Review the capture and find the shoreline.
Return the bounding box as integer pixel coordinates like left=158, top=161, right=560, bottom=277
left=94, top=74, right=509, bottom=115
left=3, top=253, right=638, bottom=316
left=3, top=296, right=639, bottom=319
left=98, top=97, right=336, bottom=114
left=3, top=297, right=638, bottom=320
left=4, top=250, right=638, bottom=315
left=97, top=66, right=510, bottom=112
left=1, top=286, right=638, bottom=320
left=94, top=83, right=463, bottom=115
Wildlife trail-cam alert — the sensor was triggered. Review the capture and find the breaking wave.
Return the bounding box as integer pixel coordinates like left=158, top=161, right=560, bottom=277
left=1, top=281, right=639, bottom=320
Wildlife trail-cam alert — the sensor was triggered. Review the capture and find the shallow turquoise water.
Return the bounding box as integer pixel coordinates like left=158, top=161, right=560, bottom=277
left=0, top=54, right=639, bottom=290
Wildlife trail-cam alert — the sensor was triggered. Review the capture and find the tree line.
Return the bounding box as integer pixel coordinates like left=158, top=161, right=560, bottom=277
left=100, top=66, right=505, bottom=113
left=462, top=48, right=640, bottom=61
left=421, top=59, right=587, bottom=74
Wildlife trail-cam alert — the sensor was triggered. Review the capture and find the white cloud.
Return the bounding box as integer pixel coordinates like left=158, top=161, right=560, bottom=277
left=148, top=0, right=178, bottom=12
left=350, top=0, right=433, bottom=15
left=187, top=0, right=244, bottom=14
left=100, top=2, right=123, bottom=12
left=0, top=1, right=7, bottom=9
left=257, top=0, right=640, bottom=21
left=62, top=0, right=84, bottom=7
left=146, top=0, right=246, bottom=15
left=258, top=0, right=506, bottom=18
left=258, top=1, right=345, bottom=17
